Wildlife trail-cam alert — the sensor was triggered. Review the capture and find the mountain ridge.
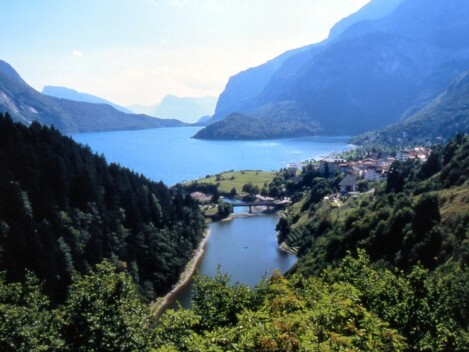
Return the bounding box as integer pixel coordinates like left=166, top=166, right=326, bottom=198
left=201, top=0, right=469, bottom=139
left=0, top=60, right=184, bottom=133
left=128, top=94, right=217, bottom=124
left=42, top=86, right=133, bottom=114
left=208, top=0, right=409, bottom=125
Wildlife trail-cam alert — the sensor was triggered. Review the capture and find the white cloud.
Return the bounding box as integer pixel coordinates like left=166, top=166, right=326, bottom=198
left=72, top=50, right=82, bottom=58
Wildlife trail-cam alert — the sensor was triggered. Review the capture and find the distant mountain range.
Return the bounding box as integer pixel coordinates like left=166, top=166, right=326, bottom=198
left=42, top=86, right=133, bottom=114
left=198, top=0, right=469, bottom=140
left=0, top=60, right=184, bottom=133
left=353, top=70, right=469, bottom=146
left=128, top=95, right=217, bottom=124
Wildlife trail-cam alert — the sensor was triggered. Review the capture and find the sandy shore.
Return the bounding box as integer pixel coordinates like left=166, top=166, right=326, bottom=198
left=151, top=228, right=211, bottom=317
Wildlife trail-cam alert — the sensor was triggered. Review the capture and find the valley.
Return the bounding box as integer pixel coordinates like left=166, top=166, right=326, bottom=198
left=0, top=0, right=468, bottom=350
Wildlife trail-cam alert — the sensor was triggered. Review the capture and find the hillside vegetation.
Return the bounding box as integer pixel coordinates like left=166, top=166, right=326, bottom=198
left=0, top=113, right=205, bottom=303
left=2, top=132, right=466, bottom=351
left=185, top=170, right=276, bottom=195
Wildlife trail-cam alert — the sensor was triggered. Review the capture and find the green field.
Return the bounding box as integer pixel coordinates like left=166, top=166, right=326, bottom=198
left=190, top=170, right=277, bottom=194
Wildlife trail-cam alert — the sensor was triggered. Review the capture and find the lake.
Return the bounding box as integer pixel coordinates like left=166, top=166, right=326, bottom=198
left=72, top=126, right=353, bottom=185
left=165, top=213, right=297, bottom=309
left=72, top=126, right=353, bottom=308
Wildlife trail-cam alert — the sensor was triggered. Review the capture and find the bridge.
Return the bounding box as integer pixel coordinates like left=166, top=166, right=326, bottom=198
left=230, top=200, right=291, bottom=213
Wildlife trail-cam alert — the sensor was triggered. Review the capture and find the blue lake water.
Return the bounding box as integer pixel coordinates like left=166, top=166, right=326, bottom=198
left=72, top=126, right=353, bottom=185
left=166, top=214, right=297, bottom=309
left=72, top=126, right=353, bottom=308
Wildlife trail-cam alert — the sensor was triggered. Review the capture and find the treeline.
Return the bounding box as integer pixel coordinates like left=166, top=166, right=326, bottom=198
left=1, top=111, right=467, bottom=351
left=2, top=250, right=467, bottom=350
left=149, top=134, right=468, bottom=351
left=193, top=111, right=321, bottom=140
left=0, top=113, right=205, bottom=303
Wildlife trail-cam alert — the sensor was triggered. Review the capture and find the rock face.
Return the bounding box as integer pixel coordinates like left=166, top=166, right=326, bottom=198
left=202, top=0, right=469, bottom=139
left=354, top=70, right=469, bottom=146
left=0, top=60, right=184, bottom=133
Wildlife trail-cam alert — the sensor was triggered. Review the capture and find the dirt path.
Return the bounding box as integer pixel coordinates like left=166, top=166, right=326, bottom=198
left=151, top=228, right=211, bottom=317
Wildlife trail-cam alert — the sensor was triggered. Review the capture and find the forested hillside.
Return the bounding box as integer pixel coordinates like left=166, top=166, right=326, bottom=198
left=0, top=113, right=205, bottom=303
left=0, top=121, right=467, bottom=350
left=193, top=108, right=321, bottom=140
left=152, top=135, right=468, bottom=351
left=283, top=135, right=468, bottom=275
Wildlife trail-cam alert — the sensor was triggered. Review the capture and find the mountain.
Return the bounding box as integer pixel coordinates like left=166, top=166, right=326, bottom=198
left=202, top=0, right=469, bottom=139
left=42, top=85, right=133, bottom=114
left=353, top=70, right=469, bottom=146
left=0, top=60, right=184, bottom=133
left=128, top=95, right=217, bottom=124
left=328, top=0, right=405, bottom=40
left=196, top=115, right=212, bottom=124
left=0, top=60, right=26, bottom=84
left=193, top=103, right=321, bottom=140
left=209, top=0, right=407, bottom=125
left=209, top=45, right=316, bottom=124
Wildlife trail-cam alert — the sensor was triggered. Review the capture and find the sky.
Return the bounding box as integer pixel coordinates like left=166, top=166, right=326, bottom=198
left=1, top=0, right=370, bottom=107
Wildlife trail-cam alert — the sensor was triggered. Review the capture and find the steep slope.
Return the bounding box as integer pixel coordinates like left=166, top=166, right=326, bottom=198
left=0, top=113, right=205, bottom=303
left=0, top=60, right=183, bottom=133
left=202, top=0, right=469, bottom=139
left=328, top=0, right=405, bottom=40
left=42, top=85, right=133, bottom=114
left=209, top=0, right=408, bottom=124
left=0, top=60, right=26, bottom=84
left=353, top=70, right=469, bottom=146
left=210, top=45, right=316, bottom=123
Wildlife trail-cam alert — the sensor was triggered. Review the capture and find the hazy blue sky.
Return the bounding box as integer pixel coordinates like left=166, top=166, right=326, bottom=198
left=2, top=0, right=370, bottom=106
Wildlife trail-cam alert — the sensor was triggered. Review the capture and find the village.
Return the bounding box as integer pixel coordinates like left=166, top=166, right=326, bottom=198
left=308, top=146, right=433, bottom=193
left=188, top=146, right=433, bottom=218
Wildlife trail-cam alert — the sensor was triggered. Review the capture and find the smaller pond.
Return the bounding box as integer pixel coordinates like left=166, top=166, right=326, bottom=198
left=166, top=212, right=297, bottom=309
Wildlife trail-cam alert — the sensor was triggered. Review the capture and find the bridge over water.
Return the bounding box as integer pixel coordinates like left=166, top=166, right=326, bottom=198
left=230, top=200, right=291, bottom=213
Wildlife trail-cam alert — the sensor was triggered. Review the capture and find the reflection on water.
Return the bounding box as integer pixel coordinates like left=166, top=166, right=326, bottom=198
left=166, top=213, right=297, bottom=309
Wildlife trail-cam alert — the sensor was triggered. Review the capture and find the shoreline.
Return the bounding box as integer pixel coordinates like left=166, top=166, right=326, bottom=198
left=151, top=209, right=295, bottom=317
left=151, top=228, right=211, bottom=318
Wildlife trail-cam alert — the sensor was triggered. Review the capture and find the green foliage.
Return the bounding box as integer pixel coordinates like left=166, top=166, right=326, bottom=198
left=61, top=261, right=154, bottom=352
left=192, top=270, right=252, bottom=329
left=0, top=261, right=161, bottom=351
left=0, top=113, right=206, bottom=303
left=322, top=251, right=469, bottom=351
left=156, top=267, right=407, bottom=351
left=182, top=170, right=276, bottom=196
left=216, top=202, right=233, bottom=220
left=193, top=107, right=321, bottom=140
left=290, top=135, right=468, bottom=275
left=0, top=272, right=63, bottom=351
left=273, top=135, right=469, bottom=350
